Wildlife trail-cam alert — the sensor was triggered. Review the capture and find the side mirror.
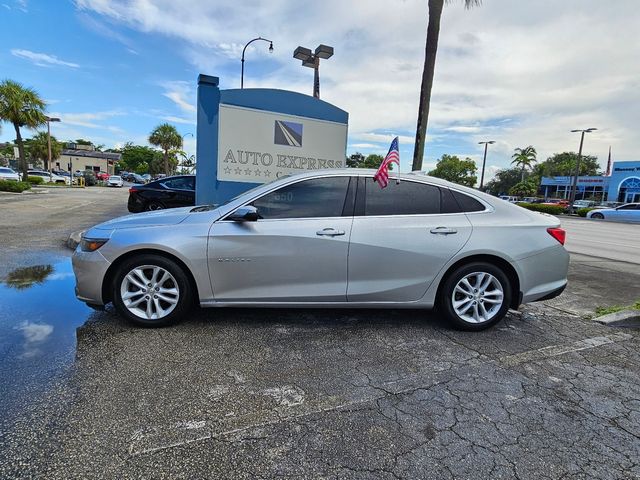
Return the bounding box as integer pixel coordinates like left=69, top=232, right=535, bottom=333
left=228, top=205, right=259, bottom=222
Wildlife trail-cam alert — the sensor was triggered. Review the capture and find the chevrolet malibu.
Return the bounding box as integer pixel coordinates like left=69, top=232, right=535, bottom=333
left=72, top=170, right=569, bottom=330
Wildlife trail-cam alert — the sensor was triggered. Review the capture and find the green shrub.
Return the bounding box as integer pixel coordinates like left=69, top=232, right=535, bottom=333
left=516, top=202, right=565, bottom=215
left=27, top=175, right=44, bottom=185
left=0, top=180, right=32, bottom=193
left=577, top=207, right=596, bottom=217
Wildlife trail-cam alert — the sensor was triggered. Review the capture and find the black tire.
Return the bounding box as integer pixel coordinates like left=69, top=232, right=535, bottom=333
left=438, top=262, right=512, bottom=331
left=591, top=212, right=604, bottom=219
left=111, top=254, right=193, bottom=327
left=147, top=201, right=164, bottom=211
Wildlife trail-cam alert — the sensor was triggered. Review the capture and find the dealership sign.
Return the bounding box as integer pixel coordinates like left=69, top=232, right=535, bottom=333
left=217, top=104, right=347, bottom=184
left=195, top=75, right=349, bottom=205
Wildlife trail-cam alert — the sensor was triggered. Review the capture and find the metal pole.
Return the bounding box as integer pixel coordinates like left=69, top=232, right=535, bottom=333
left=241, top=57, right=245, bottom=89
left=568, top=131, right=585, bottom=213
left=241, top=37, right=272, bottom=89
left=47, top=119, right=52, bottom=174
left=313, top=56, right=320, bottom=98
left=480, top=142, right=488, bottom=189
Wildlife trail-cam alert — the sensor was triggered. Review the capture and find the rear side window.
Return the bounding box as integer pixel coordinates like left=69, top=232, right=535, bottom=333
left=365, top=179, right=440, bottom=215
left=161, top=177, right=195, bottom=190
left=451, top=190, right=485, bottom=212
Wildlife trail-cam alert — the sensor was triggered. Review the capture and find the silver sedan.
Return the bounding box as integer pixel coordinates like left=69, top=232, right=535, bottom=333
left=72, top=169, right=569, bottom=330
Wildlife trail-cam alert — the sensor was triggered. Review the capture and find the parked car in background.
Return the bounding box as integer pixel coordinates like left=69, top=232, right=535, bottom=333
left=586, top=203, right=640, bottom=222
left=129, top=173, right=146, bottom=184
left=541, top=199, right=569, bottom=209
left=74, top=169, right=569, bottom=330
left=95, top=171, right=110, bottom=181
left=0, top=167, right=20, bottom=181
left=28, top=170, right=70, bottom=185
left=522, top=197, right=544, bottom=204
left=141, top=173, right=151, bottom=182
left=572, top=199, right=597, bottom=209
left=127, top=175, right=195, bottom=212
left=107, top=175, right=124, bottom=187
left=499, top=196, right=520, bottom=203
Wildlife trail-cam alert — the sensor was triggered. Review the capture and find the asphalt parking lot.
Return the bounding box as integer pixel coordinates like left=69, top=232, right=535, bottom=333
left=1, top=189, right=640, bottom=479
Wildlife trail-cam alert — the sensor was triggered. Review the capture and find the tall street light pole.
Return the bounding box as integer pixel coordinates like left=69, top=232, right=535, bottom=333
left=45, top=116, right=60, bottom=174
left=293, top=44, right=334, bottom=99
left=241, top=37, right=273, bottom=89
left=477, top=140, right=495, bottom=190
left=568, top=128, right=597, bottom=212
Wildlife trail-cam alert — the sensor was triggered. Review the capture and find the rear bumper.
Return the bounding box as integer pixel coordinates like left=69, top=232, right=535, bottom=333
left=516, top=246, right=570, bottom=304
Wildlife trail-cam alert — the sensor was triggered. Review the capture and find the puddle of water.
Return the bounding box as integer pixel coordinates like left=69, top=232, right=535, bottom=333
left=0, top=257, right=94, bottom=419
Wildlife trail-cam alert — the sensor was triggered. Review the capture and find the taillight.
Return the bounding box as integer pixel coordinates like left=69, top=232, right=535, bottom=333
left=129, top=187, right=138, bottom=193
left=547, top=227, right=566, bottom=245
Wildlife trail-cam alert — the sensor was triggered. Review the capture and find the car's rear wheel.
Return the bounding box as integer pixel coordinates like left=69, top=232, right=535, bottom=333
left=112, top=254, right=192, bottom=327
left=438, top=262, right=512, bottom=331
left=147, top=201, right=164, bottom=211
left=591, top=212, right=604, bottom=219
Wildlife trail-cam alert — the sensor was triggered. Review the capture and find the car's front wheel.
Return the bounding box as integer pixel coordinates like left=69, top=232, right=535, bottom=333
left=112, top=254, right=193, bottom=327
left=590, top=212, right=604, bottom=219
left=438, top=262, right=512, bottom=331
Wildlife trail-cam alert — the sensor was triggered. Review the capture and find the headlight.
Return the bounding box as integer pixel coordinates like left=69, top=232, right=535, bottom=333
left=80, top=237, right=109, bottom=252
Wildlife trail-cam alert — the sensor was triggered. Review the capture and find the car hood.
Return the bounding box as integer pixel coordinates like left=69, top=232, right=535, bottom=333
left=93, top=207, right=196, bottom=230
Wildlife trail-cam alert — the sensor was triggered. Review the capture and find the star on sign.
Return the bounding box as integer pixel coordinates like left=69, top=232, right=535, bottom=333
left=224, top=166, right=231, bottom=174
left=263, top=170, right=271, bottom=178
left=254, top=169, right=261, bottom=176
left=244, top=168, right=252, bottom=175
left=234, top=167, right=242, bottom=175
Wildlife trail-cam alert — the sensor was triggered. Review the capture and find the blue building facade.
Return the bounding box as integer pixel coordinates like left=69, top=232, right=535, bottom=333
left=540, top=161, right=640, bottom=203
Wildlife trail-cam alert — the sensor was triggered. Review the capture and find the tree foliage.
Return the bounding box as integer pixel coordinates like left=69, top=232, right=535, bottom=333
left=347, top=152, right=394, bottom=170
left=149, top=123, right=182, bottom=175
left=427, top=154, right=477, bottom=187
left=28, top=131, right=62, bottom=170
left=539, top=152, right=600, bottom=177
left=509, top=180, right=538, bottom=197
left=483, top=167, right=523, bottom=195
left=118, top=143, right=159, bottom=174
left=511, top=146, right=537, bottom=181
left=0, top=79, right=47, bottom=180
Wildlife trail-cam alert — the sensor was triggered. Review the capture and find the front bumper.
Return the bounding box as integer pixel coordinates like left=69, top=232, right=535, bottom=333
left=72, top=248, right=112, bottom=305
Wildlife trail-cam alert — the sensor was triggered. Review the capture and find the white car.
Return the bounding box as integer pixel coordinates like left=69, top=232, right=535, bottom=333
left=0, top=167, right=20, bottom=181
left=107, top=175, right=124, bottom=187
left=27, top=170, right=70, bottom=185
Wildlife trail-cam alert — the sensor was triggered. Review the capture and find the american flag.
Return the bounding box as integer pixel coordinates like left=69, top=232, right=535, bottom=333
left=373, top=136, right=400, bottom=188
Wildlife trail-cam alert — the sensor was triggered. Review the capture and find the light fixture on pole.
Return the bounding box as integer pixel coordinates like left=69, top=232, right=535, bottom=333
left=45, top=116, right=61, bottom=175
left=477, top=140, right=495, bottom=189
left=293, top=44, right=334, bottom=99
left=568, top=128, right=597, bottom=212
left=241, top=37, right=273, bottom=89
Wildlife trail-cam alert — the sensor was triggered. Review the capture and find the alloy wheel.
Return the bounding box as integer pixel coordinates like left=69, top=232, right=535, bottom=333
left=451, top=272, right=504, bottom=324
left=120, top=265, right=180, bottom=320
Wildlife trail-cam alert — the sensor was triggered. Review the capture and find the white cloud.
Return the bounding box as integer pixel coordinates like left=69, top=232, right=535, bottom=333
left=15, top=321, right=53, bottom=358
left=11, top=49, right=79, bottom=68
left=73, top=0, right=640, bottom=170
left=49, top=110, right=124, bottom=128
left=160, top=81, right=196, bottom=114
left=161, top=115, right=195, bottom=125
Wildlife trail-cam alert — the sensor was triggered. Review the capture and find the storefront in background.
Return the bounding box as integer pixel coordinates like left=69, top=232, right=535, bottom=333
left=540, top=161, right=640, bottom=202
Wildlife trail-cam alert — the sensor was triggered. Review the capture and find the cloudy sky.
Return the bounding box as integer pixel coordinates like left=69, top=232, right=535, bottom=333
left=0, top=0, right=638, bottom=178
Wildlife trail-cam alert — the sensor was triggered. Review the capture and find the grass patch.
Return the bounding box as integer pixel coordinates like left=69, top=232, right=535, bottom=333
left=595, top=300, right=640, bottom=317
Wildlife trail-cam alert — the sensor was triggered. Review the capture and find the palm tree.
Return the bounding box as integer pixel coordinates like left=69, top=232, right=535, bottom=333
left=0, top=80, right=47, bottom=181
left=30, top=131, right=61, bottom=171
left=412, top=0, right=480, bottom=172
left=511, top=146, right=537, bottom=181
left=148, top=123, right=182, bottom=175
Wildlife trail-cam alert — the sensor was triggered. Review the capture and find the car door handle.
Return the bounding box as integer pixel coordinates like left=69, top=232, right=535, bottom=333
left=316, top=228, right=345, bottom=236
left=430, top=227, right=457, bottom=235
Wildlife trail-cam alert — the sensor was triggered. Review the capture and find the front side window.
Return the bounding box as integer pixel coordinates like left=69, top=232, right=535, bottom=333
left=252, top=177, right=350, bottom=219
left=364, top=178, right=440, bottom=215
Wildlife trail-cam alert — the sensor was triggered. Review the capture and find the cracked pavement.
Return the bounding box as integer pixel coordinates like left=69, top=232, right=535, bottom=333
left=1, top=191, right=640, bottom=479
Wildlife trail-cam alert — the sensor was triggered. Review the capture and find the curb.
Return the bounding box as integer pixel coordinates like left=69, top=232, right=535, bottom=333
left=595, top=310, right=640, bottom=327
left=67, top=230, right=85, bottom=250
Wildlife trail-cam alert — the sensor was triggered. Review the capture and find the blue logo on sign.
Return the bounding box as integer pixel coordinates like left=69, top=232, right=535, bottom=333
left=274, top=120, right=303, bottom=147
